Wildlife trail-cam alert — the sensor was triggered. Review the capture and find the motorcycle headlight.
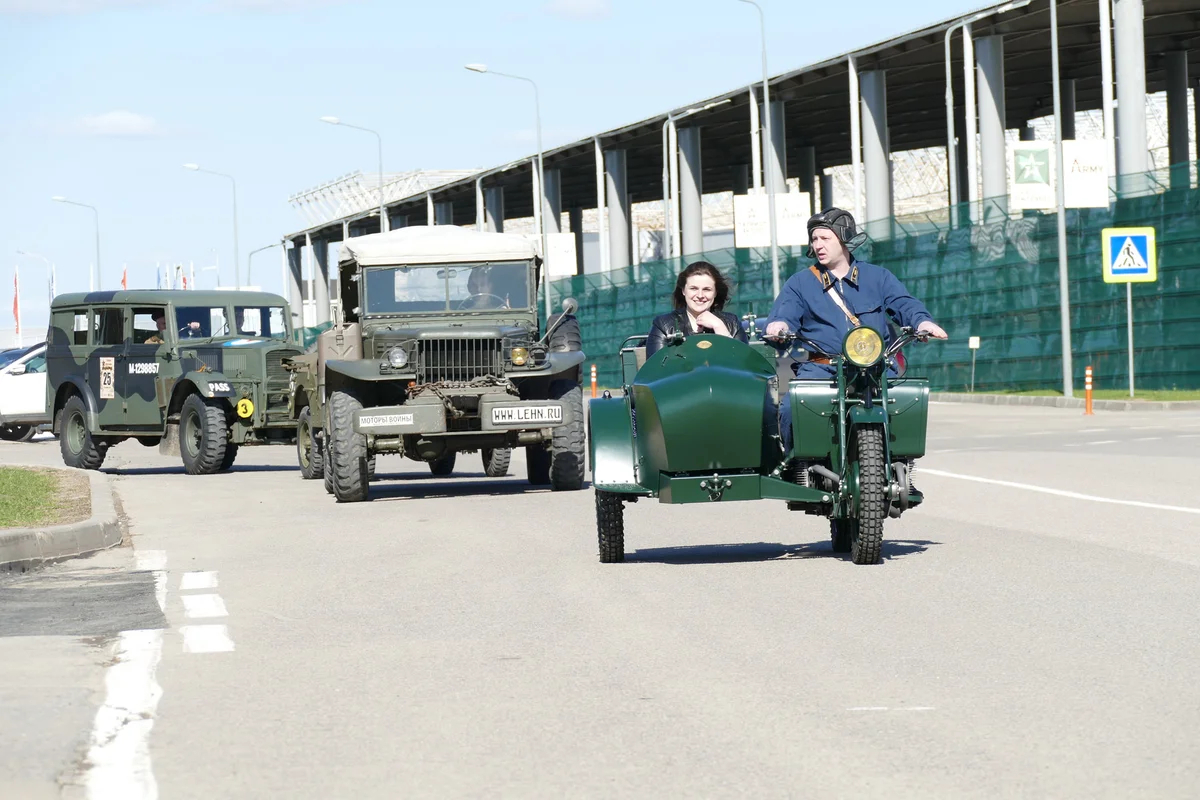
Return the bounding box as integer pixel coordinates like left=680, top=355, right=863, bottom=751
left=843, top=327, right=883, bottom=368
left=386, top=347, right=408, bottom=369
left=510, top=347, right=529, bottom=366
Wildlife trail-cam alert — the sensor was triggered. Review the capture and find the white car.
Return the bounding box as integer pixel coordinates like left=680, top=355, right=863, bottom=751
left=0, top=342, right=50, bottom=442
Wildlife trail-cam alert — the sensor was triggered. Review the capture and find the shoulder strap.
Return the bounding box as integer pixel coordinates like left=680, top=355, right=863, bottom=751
left=810, top=266, right=860, bottom=327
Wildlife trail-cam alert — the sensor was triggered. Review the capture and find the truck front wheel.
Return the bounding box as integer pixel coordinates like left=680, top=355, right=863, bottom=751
left=548, top=380, right=585, bottom=491
left=180, top=393, right=230, bottom=475
left=329, top=390, right=369, bottom=502
left=297, top=405, right=324, bottom=480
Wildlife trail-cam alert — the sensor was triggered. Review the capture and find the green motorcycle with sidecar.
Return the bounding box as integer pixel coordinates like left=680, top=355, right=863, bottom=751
left=588, top=320, right=935, bottom=565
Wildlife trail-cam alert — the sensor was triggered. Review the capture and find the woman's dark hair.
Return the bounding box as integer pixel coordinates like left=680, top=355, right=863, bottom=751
left=672, top=261, right=730, bottom=311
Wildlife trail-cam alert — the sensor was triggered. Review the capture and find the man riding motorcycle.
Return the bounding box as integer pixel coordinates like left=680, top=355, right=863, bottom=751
left=764, top=208, right=947, bottom=451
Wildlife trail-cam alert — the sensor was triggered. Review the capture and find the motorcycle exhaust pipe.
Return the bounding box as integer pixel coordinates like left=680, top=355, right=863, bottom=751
left=809, top=465, right=840, bottom=488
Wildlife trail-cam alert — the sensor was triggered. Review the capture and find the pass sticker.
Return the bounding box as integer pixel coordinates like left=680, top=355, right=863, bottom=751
left=236, top=398, right=255, bottom=418
left=99, top=357, right=115, bottom=399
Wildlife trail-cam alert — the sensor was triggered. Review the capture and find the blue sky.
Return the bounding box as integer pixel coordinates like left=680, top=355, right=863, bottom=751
left=1, top=0, right=979, bottom=333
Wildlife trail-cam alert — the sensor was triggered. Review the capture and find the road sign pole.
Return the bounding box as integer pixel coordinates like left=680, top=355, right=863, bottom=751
left=1126, top=283, right=1135, bottom=398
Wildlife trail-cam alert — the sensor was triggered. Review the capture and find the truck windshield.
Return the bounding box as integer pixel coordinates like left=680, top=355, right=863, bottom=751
left=233, top=306, right=289, bottom=339
left=363, top=262, right=530, bottom=314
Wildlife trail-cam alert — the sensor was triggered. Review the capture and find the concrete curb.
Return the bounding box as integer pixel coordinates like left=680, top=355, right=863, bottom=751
left=0, top=468, right=122, bottom=572
left=931, top=393, right=1200, bottom=412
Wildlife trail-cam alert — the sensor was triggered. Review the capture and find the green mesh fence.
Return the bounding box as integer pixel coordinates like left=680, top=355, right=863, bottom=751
left=547, top=164, right=1200, bottom=393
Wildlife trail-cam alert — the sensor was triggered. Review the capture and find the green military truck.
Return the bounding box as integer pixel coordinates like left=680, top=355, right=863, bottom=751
left=285, top=226, right=586, bottom=502
left=47, top=290, right=301, bottom=473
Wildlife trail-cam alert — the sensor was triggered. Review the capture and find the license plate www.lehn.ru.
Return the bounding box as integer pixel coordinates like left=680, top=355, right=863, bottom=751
left=491, top=405, right=562, bottom=425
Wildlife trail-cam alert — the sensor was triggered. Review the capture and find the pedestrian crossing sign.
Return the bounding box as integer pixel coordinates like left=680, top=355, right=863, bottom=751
left=1101, top=227, right=1157, bottom=283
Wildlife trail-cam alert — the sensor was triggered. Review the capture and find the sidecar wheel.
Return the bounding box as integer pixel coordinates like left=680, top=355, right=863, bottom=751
left=830, top=519, right=853, bottom=553
left=596, top=490, right=625, bottom=563
left=850, top=425, right=887, bottom=565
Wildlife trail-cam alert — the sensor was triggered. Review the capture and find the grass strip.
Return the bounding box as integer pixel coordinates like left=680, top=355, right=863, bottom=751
left=0, top=467, right=60, bottom=528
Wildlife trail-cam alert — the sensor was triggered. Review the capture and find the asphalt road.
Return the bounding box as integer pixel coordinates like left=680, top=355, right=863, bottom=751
left=2, top=403, right=1199, bottom=799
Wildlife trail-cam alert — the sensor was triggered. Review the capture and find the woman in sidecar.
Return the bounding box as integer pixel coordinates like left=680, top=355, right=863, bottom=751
left=645, top=261, right=747, bottom=355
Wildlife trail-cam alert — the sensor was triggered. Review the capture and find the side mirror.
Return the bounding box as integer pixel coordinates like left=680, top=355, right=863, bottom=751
left=7, top=363, right=26, bottom=376
left=560, top=297, right=578, bottom=316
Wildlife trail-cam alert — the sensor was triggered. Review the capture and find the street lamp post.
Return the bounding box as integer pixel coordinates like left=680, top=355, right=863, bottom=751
left=51, top=197, right=101, bottom=289
left=182, top=164, right=241, bottom=289
left=16, top=250, right=55, bottom=306
left=320, top=117, right=387, bottom=233
left=247, top=243, right=281, bottom=287
left=465, top=63, right=552, bottom=323
left=738, top=0, right=780, bottom=297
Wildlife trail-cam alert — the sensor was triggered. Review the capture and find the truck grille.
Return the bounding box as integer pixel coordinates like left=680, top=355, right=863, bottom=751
left=264, top=349, right=299, bottom=423
left=417, top=338, right=502, bottom=383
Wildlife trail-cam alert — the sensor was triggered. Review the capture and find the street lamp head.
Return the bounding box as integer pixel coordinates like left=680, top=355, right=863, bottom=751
left=182, top=163, right=200, bottom=171
left=51, top=196, right=67, bottom=202
left=319, top=116, right=340, bottom=125
left=465, top=63, right=488, bottom=73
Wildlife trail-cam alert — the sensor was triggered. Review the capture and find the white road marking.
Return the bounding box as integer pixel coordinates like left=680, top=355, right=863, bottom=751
left=83, top=629, right=164, bottom=800
left=181, top=624, right=235, bottom=654
left=921, top=468, right=1200, bottom=515
left=1079, top=428, right=1109, bottom=433
left=1181, top=434, right=1200, bottom=439
left=1132, top=437, right=1162, bottom=441
left=1084, top=440, right=1118, bottom=445
left=847, top=706, right=935, bottom=712
left=179, top=571, right=218, bottom=591
left=182, top=594, right=228, bottom=619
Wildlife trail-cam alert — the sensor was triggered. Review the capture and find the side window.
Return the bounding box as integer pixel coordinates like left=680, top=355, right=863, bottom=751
left=74, top=311, right=89, bottom=345
left=94, top=308, right=124, bottom=346
left=24, top=354, right=46, bottom=374
left=133, top=308, right=166, bottom=344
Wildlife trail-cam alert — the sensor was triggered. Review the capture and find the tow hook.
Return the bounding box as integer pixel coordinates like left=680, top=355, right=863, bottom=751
left=699, top=475, right=732, bottom=501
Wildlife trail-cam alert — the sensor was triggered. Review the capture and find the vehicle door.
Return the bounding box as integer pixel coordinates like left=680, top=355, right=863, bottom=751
left=48, top=307, right=92, bottom=420
left=89, top=305, right=126, bottom=429
left=126, top=306, right=168, bottom=428
left=0, top=346, right=48, bottom=418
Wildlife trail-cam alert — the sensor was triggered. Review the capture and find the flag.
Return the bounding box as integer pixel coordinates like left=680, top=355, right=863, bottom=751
left=12, top=266, right=20, bottom=345
left=121, top=264, right=128, bottom=290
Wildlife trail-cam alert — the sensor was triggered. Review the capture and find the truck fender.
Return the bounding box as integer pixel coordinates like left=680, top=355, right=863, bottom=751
left=53, top=377, right=99, bottom=433
left=182, top=371, right=237, bottom=400
left=546, top=350, right=586, bottom=379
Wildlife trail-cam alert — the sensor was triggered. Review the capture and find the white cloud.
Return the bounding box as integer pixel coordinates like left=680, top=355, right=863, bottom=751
left=76, top=110, right=163, bottom=137
left=543, top=0, right=610, bottom=20
left=0, top=0, right=157, bottom=12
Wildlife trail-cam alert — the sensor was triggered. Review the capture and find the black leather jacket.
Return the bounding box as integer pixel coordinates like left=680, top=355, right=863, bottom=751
left=645, top=309, right=748, bottom=356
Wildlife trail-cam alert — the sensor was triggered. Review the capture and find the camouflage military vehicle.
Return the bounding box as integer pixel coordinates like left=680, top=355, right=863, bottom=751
left=47, top=290, right=300, bottom=473
left=285, top=226, right=586, bottom=502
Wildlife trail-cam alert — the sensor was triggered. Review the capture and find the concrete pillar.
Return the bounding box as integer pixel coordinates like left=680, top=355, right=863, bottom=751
left=860, top=70, right=892, bottom=231
left=1020, top=123, right=1036, bottom=141
left=475, top=178, right=484, bottom=232
left=484, top=187, right=504, bottom=233
left=797, top=146, right=816, bottom=214
left=820, top=172, right=834, bottom=211
left=543, top=169, right=562, bottom=234
left=732, top=164, right=750, bottom=195
left=425, top=194, right=434, bottom=226
left=286, top=240, right=303, bottom=329
left=1061, top=79, right=1077, bottom=140
left=1166, top=50, right=1189, bottom=188
left=568, top=207, right=584, bottom=274
left=677, top=126, right=703, bottom=257
left=307, top=233, right=330, bottom=326
left=604, top=149, right=631, bottom=270
left=763, top=100, right=787, bottom=195
left=434, top=201, right=454, bottom=226
left=1114, top=0, right=1149, bottom=190
left=976, top=35, right=1007, bottom=215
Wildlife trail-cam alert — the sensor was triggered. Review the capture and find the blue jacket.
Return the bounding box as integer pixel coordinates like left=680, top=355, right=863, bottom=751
left=766, top=259, right=932, bottom=357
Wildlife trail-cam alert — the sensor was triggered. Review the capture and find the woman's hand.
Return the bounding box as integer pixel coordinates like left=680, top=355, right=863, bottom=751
left=695, top=310, right=730, bottom=337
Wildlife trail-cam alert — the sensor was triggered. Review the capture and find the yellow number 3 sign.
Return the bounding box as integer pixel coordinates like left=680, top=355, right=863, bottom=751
left=236, top=398, right=255, bottom=418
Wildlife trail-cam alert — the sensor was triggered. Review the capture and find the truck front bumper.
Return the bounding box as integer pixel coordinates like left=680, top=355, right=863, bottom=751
left=353, top=397, right=566, bottom=436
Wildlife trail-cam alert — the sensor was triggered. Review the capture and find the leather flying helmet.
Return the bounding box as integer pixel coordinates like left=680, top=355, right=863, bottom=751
left=805, top=207, right=866, bottom=259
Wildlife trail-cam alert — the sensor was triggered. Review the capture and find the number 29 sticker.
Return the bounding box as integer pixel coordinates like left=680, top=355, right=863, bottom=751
left=236, top=398, right=255, bottom=418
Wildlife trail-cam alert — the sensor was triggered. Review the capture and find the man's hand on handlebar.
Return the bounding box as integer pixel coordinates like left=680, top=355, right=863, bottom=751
left=764, top=320, right=791, bottom=340
left=916, top=320, right=948, bottom=340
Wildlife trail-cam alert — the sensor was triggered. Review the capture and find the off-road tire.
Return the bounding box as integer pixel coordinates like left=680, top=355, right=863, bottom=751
left=850, top=424, right=887, bottom=565
left=830, top=519, right=853, bottom=553
left=297, top=406, right=324, bottom=480
left=0, top=424, right=35, bottom=442
left=482, top=447, right=511, bottom=477
left=220, top=444, right=239, bottom=472
left=548, top=315, right=582, bottom=352
left=367, top=453, right=377, bottom=481
left=180, top=393, right=230, bottom=475
left=59, top=395, right=106, bottom=470
left=429, top=451, right=456, bottom=476
left=526, top=445, right=551, bottom=485
left=548, top=380, right=585, bottom=491
left=596, top=490, right=625, bottom=563
left=329, top=389, right=369, bottom=502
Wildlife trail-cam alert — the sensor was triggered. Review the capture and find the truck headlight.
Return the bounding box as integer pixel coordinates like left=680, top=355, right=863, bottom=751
left=843, top=327, right=883, bottom=368
left=386, top=347, right=408, bottom=369
left=510, top=347, right=529, bottom=366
